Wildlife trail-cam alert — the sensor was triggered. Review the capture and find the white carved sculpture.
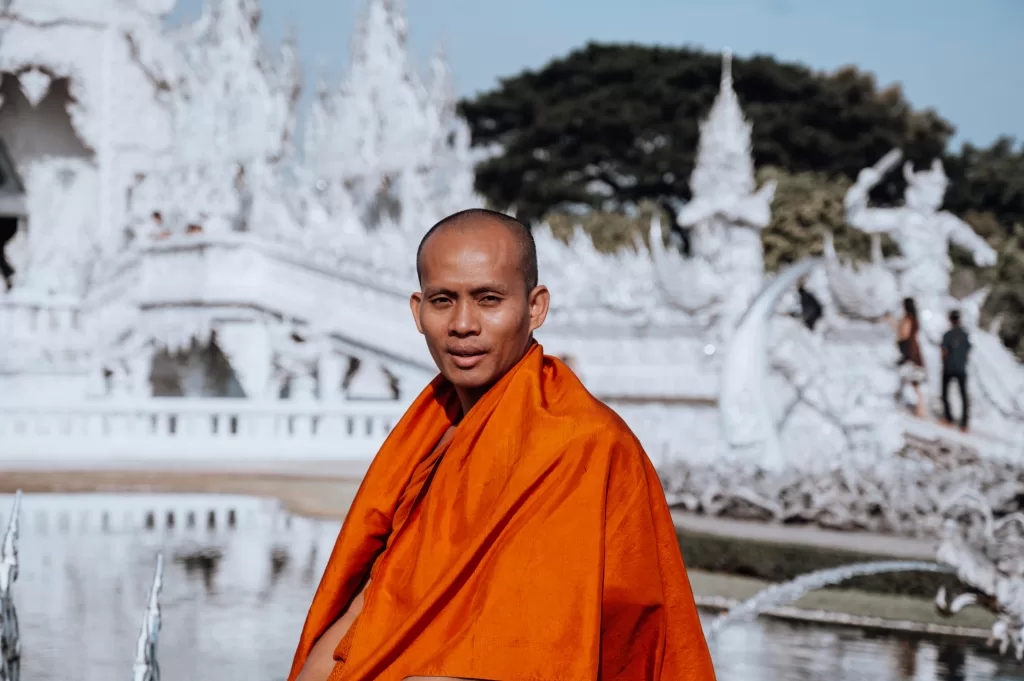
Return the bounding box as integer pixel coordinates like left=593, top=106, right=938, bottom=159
left=672, top=51, right=777, bottom=341
left=936, top=491, right=1024, bottom=659
left=647, top=215, right=722, bottom=314
left=719, top=257, right=821, bottom=472
left=822, top=231, right=900, bottom=322
left=845, top=149, right=997, bottom=341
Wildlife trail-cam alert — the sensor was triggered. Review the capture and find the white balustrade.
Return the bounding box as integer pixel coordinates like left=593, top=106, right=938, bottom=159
left=0, top=398, right=408, bottom=465
left=0, top=292, right=83, bottom=341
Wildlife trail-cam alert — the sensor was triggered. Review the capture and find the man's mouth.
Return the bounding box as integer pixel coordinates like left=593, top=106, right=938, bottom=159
left=447, top=348, right=487, bottom=369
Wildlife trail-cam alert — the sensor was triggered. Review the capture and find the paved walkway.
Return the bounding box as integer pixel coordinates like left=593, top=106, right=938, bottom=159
left=672, top=510, right=937, bottom=560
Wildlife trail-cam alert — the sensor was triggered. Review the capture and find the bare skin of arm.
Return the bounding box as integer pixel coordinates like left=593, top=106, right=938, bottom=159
left=295, top=583, right=368, bottom=681
left=898, top=317, right=912, bottom=340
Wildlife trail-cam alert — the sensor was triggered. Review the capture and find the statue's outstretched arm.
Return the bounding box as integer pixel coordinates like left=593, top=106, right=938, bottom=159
left=944, top=214, right=998, bottom=267
left=845, top=149, right=904, bottom=235
left=845, top=199, right=903, bottom=234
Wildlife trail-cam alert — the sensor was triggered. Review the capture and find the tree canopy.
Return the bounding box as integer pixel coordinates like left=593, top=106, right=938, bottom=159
left=460, top=42, right=954, bottom=224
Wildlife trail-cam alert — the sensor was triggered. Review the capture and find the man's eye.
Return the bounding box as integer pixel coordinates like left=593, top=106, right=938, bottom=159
left=480, top=296, right=501, bottom=304
left=431, top=297, right=452, bottom=306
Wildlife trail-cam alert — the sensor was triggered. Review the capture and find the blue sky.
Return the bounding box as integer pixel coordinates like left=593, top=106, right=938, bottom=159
left=169, top=0, right=1024, bottom=148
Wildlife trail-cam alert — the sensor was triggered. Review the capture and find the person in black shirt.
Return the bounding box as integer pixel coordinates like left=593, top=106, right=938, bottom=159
left=941, top=309, right=971, bottom=431
left=797, top=279, right=823, bottom=331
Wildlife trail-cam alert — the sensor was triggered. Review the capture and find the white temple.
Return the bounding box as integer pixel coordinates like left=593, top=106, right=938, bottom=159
left=0, top=0, right=1022, bottom=494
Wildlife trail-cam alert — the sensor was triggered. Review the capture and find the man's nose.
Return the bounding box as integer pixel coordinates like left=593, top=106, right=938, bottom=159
left=449, top=300, right=480, bottom=336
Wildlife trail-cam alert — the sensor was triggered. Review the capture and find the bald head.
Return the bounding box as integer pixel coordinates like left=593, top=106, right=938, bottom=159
left=416, top=209, right=538, bottom=292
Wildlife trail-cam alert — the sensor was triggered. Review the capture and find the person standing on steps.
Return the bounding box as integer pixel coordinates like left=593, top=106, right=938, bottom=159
left=941, top=309, right=971, bottom=432
left=890, top=297, right=927, bottom=418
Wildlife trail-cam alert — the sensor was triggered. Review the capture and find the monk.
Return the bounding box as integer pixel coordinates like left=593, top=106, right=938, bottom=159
left=288, top=208, right=716, bottom=681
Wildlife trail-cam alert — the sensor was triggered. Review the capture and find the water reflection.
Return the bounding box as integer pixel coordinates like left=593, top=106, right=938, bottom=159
left=2, top=493, right=1021, bottom=681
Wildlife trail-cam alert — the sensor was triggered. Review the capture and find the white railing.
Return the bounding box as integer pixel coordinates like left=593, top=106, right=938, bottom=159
left=0, top=292, right=84, bottom=341
left=0, top=398, right=409, bottom=465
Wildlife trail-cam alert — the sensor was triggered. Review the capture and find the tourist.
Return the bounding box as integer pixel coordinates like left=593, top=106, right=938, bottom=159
left=941, top=309, right=971, bottom=432
left=288, top=209, right=715, bottom=681
left=797, top=277, right=822, bottom=331
left=892, top=297, right=927, bottom=418
left=150, top=211, right=170, bottom=239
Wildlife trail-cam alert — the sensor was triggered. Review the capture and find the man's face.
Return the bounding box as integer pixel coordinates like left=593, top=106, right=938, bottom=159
left=411, top=222, right=548, bottom=403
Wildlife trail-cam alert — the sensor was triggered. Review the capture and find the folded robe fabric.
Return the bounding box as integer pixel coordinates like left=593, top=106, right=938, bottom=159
left=288, top=342, right=716, bottom=681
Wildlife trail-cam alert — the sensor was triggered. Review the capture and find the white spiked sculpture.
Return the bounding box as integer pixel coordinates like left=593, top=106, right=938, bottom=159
left=131, top=554, right=164, bottom=681
left=0, top=491, right=21, bottom=681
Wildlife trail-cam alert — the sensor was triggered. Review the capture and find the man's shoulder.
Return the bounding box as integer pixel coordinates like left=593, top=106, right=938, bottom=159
left=538, top=355, right=645, bottom=452
left=552, top=389, right=642, bottom=450
left=945, top=327, right=969, bottom=341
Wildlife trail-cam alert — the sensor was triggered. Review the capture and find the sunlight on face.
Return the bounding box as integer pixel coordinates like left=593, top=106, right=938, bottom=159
left=410, top=220, right=548, bottom=407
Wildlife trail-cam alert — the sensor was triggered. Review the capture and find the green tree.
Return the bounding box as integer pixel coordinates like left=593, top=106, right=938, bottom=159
left=944, top=137, right=1024, bottom=230
left=460, top=43, right=954, bottom=225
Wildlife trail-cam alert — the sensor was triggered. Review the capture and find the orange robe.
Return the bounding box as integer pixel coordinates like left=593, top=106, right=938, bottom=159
left=288, top=342, right=716, bottom=681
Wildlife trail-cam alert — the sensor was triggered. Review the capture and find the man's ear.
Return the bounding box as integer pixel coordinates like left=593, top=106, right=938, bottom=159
left=527, top=285, right=550, bottom=333
left=409, top=292, right=425, bottom=335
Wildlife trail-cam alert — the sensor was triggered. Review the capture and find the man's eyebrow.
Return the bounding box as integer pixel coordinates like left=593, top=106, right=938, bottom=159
left=470, top=283, right=508, bottom=295
left=423, top=286, right=457, bottom=297
left=423, top=283, right=510, bottom=297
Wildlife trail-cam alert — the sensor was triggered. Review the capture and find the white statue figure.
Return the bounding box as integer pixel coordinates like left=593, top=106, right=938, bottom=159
left=671, top=51, right=776, bottom=341
left=845, top=148, right=997, bottom=342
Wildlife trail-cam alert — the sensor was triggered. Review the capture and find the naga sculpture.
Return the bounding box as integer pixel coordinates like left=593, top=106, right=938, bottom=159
left=0, top=492, right=20, bottom=681
left=935, top=490, right=1024, bottom=659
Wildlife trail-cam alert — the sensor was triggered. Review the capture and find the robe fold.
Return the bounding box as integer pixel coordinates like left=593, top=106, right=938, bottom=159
left=288, top=342, right=716, bottom=681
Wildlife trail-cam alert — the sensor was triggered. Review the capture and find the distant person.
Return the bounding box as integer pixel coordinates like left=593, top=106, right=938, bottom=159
left=288, top=209, right=714, bottom=681
left=941, top=309, right=971, bottom=432
left=892, top=297, right=926, bottom=418
left=797, top=278, right=822, bottom=331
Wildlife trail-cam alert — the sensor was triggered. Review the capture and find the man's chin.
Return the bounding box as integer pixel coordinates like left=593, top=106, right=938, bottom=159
left=443, top=364, right=494, bottom=390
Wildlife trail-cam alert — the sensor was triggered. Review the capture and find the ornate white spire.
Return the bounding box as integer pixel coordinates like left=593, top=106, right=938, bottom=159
left=172, top=0, right=298, bottom=167
left=306, top=0, right=428, bottom=185
left=689, top=49, right=756, bottom=200
left=428, top=46, right=456, bottom=123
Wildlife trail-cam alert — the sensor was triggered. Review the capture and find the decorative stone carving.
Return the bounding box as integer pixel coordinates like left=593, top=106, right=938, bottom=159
left=16, top=69, right=50, bottom=108
left=936, top=490, right=1024, bottom=659
left=346, top=359, right=395, bottom=401
left=822, top=231, right=899, bottom=322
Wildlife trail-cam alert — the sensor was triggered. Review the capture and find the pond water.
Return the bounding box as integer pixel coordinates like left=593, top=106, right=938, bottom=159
left=4, top=492, right=1022, bottom=681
